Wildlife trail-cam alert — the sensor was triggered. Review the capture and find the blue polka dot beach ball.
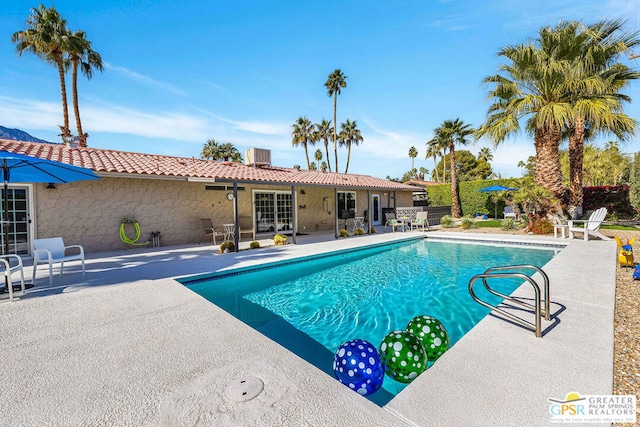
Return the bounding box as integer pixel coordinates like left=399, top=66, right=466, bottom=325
left=333, top=339, right=385, bottom=395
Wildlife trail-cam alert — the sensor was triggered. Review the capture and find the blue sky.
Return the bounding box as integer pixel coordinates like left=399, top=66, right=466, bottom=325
left=1, top=0, right=638, bottom=180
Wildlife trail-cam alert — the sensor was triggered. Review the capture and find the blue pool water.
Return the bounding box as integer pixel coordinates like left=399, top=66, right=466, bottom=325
left=182, top=238, right=558, bottom=405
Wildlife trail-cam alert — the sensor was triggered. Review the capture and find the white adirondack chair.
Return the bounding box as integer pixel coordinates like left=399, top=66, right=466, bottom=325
left=32, top=238, right=85, bottom=285
left=568, top=207, right=610, bottom=241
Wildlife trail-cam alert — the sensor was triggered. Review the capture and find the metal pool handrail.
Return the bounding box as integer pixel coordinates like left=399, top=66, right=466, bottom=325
left=468, top=264, right=550, bottom=338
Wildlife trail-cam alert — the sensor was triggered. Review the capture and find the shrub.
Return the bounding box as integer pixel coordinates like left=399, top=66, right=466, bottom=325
left=354, top=227, right=365, bottom=235
left=249, top=241, right=260, bottom=249
left=219, top=240, right=235, bottom=253
left=460, top=216, right=477, bottom=230
left=583, top=185, right=636, bottom=218
left=370, top=227, right=377, bottom=234
left=273, top=234, right=287, bottom=246
left=440, top=214, right=454, bottom=228
left=339, top=229, right=349, bottom=238
left=527, top=218, right=553, bottom=235
left=501, top=218, right=518, bottom=230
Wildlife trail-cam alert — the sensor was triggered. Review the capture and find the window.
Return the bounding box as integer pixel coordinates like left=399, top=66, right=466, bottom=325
left=337, top=191, right=356, bottom=219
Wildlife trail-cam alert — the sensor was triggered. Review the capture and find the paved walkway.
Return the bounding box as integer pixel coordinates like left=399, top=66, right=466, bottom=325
left=0, top=231, right=617, bottom=426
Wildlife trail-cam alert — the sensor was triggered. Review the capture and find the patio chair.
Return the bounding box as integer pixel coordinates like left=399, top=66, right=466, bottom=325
left=1, top=255, right=25, bottom=302
left=238, top=216, right=255, bottom=240
left=200, top=218, right=225, bottom=245
left=568, top=207, right=610, bottom=241
left=504, top=206, right=517, bottom=219
left=384, top=213, right=404, bottom=232
left=411, top=211, right=430, bottom=232
left=32, top=237, right=85, bottom=285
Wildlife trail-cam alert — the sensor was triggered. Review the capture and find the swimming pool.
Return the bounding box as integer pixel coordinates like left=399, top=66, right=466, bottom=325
left=181, top=238, right=558, bottom=405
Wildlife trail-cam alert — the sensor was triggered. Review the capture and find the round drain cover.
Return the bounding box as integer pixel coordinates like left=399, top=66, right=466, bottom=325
left=224, top=376, right=264, bottom=402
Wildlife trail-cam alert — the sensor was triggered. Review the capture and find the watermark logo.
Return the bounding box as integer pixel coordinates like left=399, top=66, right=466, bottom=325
left=549, top=392, right=636, bottom=423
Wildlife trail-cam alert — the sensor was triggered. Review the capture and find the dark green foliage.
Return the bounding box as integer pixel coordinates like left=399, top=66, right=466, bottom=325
left=583, top=185, right=636, bottom=218
left=426, top=179, right=520, bottom=217
left=629, top=153, right=640, bottom=210
left=434, top=150, right=493, bottom=181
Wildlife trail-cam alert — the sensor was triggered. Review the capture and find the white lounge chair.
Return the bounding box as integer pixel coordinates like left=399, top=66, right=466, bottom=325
left=568, top=207, right=610, bottom=241
left=504, top=206, right=517, bottom=219
left=32, top=238, right=85, bottom=285
left=411, top=211, right=430, bottom=231
left=1, top=255, right=25, bottom=302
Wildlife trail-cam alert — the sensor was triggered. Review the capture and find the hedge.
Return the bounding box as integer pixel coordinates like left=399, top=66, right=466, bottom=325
left=426, top=179, right=520, bottom=218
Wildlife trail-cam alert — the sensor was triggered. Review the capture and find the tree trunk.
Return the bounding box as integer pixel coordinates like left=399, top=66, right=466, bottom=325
left=71, top=59, right=87, bottom=147
left=433, top=156, right=439, bottom=182
left=324, top=139, right=332, bottom=172
left=442, top=152, right=447, bottom=183
left=56, top=56, right=71, bottom=142
left=534, top=126, right=568, bottom=205
left=568, top=117, right=585, bottom=218
left=333, top=94, right=339, bottom=172
left=450, top=145, right=462, bottom=218
left=345, top=142, right=352, bottom=173
left=304, top=143, right=310, bottom=169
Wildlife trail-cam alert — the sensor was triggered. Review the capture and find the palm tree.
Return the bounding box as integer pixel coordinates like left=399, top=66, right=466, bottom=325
left=408, top=146, right=418, bottom=170
left=432, top=118, right=474, bottom=218
left=477, top=147, right=493, bottom=162
left=338, top=119, right=363, bottom=173
left=560, top=20, right=639, bottom=214
left=427, top=131, right=449, bottom=182
left=314, top=148, right=323, bottom=164
left=201, top=139, right=221, bottom=160
left=476, top=27, right=574, bottom=205
left=291, top=116, right=314, bottom=169
left=324, top=69, right=347, bottom=172
left=418, top=166, right=429, bottom=181
left=67, top=30, right=103, bottom=147
left=425, top=141, right=440, bottom=182
left=315, top=119, right=332, bottom=172
left=219, top=142, right=242, bottom=162
left=12, top=5, right=72, bottom=141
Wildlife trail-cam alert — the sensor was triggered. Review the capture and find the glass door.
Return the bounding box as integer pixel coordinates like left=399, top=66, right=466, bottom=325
left=254, top=191, right=294, bottom=234
left=1, top=187, right=30, bottom=255
left=372, top=194, right=381, bottom=225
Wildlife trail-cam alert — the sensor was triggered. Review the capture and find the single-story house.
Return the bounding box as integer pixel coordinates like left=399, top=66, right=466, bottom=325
left=0, top=140, right=416, bottom=254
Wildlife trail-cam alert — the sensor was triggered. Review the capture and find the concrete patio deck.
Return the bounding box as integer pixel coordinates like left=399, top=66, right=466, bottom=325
left=0, top=231, right=617, bottom=426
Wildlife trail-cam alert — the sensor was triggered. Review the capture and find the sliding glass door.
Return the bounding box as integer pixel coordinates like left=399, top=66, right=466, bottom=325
left=254, top=191, right=294, bottom=234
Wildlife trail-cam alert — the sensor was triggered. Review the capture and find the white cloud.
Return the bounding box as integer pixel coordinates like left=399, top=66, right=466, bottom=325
left=103, top=63, right=188, bottom=96
left=205, top=112, right=291, bottom=136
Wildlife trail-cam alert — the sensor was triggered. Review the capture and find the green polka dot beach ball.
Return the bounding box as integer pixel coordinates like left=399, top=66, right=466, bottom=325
left=379, top=330, right=427, bottom=383
left=406, top=315, right=450, bottom=362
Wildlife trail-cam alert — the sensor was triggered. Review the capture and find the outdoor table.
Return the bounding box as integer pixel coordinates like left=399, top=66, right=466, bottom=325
left=354, top=217, right=365, bottom=230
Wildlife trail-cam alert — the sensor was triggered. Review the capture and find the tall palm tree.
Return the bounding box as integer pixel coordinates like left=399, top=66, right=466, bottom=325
left=477, top=28, right=575, bottom=205
left=201, top=139, right=221, bottom=160
left=433, top=118, right=474, bottom=218
left=425, top=141, right=440, bottom=182
left=338, top=119, right=363, bottom=173
left=67, top=30, right=103, bottom=147
left=427, top=131, right=449, bottom=182
left=12, top=5, right=72, bottom=141
left=314, top=148, right=323, bottom=164
left=314, top=119, right=333, bottom=172
left=477, top=147, right=493, bottom=162
left=559, top=20, right=639, bottom=214
left=408, top=146, right=418, bottom=170
left=291, top=116, right=314, bottom=169
left=324, top=69, right=347, bottom=172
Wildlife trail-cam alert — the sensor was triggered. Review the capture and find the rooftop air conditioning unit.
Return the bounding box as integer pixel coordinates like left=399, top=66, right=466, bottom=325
left=244, top=148, right=271, bottom=167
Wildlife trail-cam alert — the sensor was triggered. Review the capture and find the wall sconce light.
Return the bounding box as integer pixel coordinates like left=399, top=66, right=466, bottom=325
left=300, top=189, right=306, bottom=195
left=46, top=183, right=56, bottom=189
left=299, top=205, right=306, bottom=209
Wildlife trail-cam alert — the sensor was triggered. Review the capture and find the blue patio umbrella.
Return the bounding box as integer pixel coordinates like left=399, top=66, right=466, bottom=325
left=0, top=151, right=100, bottom=291
left=477, top=185, right=518, bottom=219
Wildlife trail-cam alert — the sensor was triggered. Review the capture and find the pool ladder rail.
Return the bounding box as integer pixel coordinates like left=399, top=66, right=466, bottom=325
left=468, top=265, right=550, bottom=338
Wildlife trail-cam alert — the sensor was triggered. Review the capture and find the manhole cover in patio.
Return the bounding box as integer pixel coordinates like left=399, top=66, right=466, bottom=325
left=224, top=376, right=264, bottom=402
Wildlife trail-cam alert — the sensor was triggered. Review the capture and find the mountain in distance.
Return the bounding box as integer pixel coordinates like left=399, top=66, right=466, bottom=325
left=0, top=125, right=53, bottom=143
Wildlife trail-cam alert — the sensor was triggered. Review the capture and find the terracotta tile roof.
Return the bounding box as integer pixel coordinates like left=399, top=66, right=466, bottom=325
left=0, top=140, right=416, bottom=191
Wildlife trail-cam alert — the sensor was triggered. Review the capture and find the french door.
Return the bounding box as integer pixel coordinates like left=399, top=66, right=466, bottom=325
left=0, top=186, right=31, bottom=255
left=254, top=191, right=294, bottom=234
